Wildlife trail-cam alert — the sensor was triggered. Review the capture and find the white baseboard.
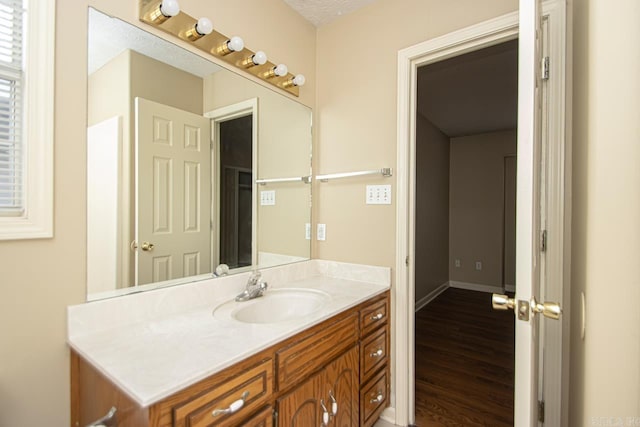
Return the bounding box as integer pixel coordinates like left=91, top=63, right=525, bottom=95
left=415, top=282, right=449, bottom=312
left=504, top=284, right=516, bottom=292
left=449, top=280, right=503, bottom=294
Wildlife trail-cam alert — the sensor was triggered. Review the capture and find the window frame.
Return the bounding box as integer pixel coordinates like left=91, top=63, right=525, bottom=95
left=0, top=0, right=55, bottom=240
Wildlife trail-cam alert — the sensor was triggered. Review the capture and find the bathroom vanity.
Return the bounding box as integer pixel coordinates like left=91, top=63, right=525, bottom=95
left=69, top=261, right=391, bottom=427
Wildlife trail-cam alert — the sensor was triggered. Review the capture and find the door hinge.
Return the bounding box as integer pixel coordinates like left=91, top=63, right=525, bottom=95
left=542, top=56, right=550, bottom=80
left=273, top=409, right=278, bottom=425
left=405, top=256, right=409, bottom=266
left=541, top=229, right=547, bottom=252
left=538, top=400, right=545, bottom=423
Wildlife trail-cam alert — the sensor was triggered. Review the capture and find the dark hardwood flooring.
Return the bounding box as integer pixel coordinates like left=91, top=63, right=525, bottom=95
left=414, top=288, right=515, bottom=426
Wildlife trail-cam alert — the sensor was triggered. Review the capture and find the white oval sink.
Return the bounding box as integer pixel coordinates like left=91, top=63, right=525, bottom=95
left=213, top=288, right=331, bottom=324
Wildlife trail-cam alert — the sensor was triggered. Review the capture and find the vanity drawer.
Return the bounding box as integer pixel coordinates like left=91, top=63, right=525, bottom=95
left=242, top=405, right=273, bottom=427
left=172, top=359, right=273, bottom=427
left=360, top=327, right=388, bottom=383
left=360, top=368, right=388, bottom=427
left=360, top=297, right=388, bottom=338
left=276, top=313, right=359, bottom=390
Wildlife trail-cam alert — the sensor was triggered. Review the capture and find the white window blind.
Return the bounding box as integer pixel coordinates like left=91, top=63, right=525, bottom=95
left=0, top=0, right=24, bottom=216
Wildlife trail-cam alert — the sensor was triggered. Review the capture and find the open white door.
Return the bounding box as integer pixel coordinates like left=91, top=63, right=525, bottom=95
left=135, top=98, right=212, bottom=285
left=492, top=0, right=564, bottom=425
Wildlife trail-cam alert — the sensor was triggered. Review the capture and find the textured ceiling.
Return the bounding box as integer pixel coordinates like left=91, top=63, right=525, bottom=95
left=88, top=8, right=222, bottom=78
left=283, top=0, right=379, bottom=26
left=417, top=40, right=519, bottom=137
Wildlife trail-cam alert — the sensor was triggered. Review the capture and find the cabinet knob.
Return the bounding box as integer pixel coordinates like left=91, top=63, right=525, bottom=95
left=370, top=392, right=384, bottom=404
left=370, top=348, right=384, bottom=358
left=212, top=391, right=249, bottom=417
left=320, top=399, right=330, bottom=426
left=370, top=312, right=383, bottom=321
left=86, top=406, right=117, bottom=427
left=329, top=390, right=338, bottom=415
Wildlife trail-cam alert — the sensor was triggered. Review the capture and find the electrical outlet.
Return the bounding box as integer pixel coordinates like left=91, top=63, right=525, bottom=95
left=260, top=190, right=276, bottom=206
left=366, top=185, right=392, bottom=205
left=317, top=223, right=326, bottom=241
left=305, top=223, right=311, bottom=240
left=455, top=259, right=461, bottom=268
left=475, top=261, right=482, bottom=271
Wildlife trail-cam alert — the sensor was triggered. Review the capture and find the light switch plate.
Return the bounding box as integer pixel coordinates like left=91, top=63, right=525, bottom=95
left=366, top=185, right=392, bottom=205
left=260, top=190, right=276, bottom=206
left=317, top=223, right=326, bottom=241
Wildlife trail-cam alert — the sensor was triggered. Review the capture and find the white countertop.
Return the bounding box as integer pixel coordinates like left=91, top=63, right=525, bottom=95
left=68, top=260, right=390, bottom=407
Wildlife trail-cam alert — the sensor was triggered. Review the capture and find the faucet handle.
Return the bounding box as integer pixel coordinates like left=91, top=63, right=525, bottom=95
left=247, top=270, right=262, bottom=286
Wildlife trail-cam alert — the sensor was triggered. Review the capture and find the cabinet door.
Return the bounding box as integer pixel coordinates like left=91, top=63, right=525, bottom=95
left=323, top=346, right=359, bottom=427
left=277, top=371, right=323, bottom=427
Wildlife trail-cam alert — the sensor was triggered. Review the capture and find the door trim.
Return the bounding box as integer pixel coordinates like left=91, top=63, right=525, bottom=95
left=205, top=98, right=259, bottom=271
left=392, top=2, right=569, bottom=425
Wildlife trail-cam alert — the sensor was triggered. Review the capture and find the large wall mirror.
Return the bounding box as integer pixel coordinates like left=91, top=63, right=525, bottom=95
left=86, top=8, right=312, bottom=300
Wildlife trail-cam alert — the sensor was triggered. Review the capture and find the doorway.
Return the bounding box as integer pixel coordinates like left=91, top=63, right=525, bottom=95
left=394, top=3, right=569, bottom=426
left=205, top=98, right=259, bottom=272
left=413, top=40, right=518, bottom=426
left=219, top=115, right=253, bottom=269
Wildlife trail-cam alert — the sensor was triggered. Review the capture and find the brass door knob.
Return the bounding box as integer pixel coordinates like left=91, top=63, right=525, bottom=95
left=531, top=297, right=562, bottom=320
left=140, top=242, right=155, bottom=251
left=492, top=293, right=562, bottom=321
left=492, top=293, right=516, bottom=310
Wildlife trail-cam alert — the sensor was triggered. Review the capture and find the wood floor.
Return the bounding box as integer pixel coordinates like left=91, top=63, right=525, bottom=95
left=414, top=288, right=515, bottom=426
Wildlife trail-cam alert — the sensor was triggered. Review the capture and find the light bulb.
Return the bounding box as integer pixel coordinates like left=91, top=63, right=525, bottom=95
left=274, top=63, right=288, bottom=77
left=195, top=17, right=213, bottom=35
left=292, top=74, right=306, bottom=86
left=160, top=0, right=180, bottom=17
left=252, top=51, right=268, bottom=65
left=228, top=36, right=245, bottom=52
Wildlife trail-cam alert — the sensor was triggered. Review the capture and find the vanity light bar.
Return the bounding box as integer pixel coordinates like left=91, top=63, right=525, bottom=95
left=316, top=168, right=393, bottom=182
left=256, top=176, right=312, bottom=185
left=139, top=0, right=302, bottom=97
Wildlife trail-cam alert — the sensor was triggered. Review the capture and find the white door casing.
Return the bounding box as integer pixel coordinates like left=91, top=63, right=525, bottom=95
left=394, top=1, right=569, bottom=426
left=135, top=98, right=212, bottom=285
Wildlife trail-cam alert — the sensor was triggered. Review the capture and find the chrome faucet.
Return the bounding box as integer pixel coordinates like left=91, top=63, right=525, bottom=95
left=235, top=271, right=268, bottom=302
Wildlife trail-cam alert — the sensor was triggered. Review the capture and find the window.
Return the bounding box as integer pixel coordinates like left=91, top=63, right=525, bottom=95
left=0, top=0, right=54, bottom=239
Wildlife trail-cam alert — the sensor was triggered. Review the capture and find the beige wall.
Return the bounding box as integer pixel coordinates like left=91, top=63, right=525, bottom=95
left=314, top=0, right=518, bottom=268
left=449, top=130, right=516, bottom=287
left=570, top=0, right=640, bottom=424
left=0, top=0, right=315, bottom=425
left=414, top=114, right=449, bottom=302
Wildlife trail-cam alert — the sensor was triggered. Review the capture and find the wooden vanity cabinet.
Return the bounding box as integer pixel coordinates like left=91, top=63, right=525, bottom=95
left=277, top=345, right=359, bottom=427
left=358, top=294, right=390, bottom=427
left=71, top=291, right=390, bottom=427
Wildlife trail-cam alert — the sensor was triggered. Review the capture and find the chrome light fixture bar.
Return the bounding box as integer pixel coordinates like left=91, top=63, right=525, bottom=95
left=139, top=0, right=304, bottom=97
left=256, top=176, right=312, bottom=185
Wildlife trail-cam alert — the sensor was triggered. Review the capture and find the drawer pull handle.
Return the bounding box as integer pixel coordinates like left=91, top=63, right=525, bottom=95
left=86, top=406, right=117, bottom=427
left=329, top=390, right=338, bottom=415
left=212, top=391, right=249, bottom=417
left=370, top=313, right=383, bottom=321
left=370, top=348, right=384, bottom=358
left=320, top=399, right=330, bottom=426
left=370, top=392, right=384, bottom=404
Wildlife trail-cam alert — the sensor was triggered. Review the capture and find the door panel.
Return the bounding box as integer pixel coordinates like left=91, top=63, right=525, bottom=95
left=324, top=346, right=359, bottom=427
left=277, top=371, right=322, bottom=427
left=135, top=98, right=212, bottom=286
left=514, top=0, right=543, bottom=424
